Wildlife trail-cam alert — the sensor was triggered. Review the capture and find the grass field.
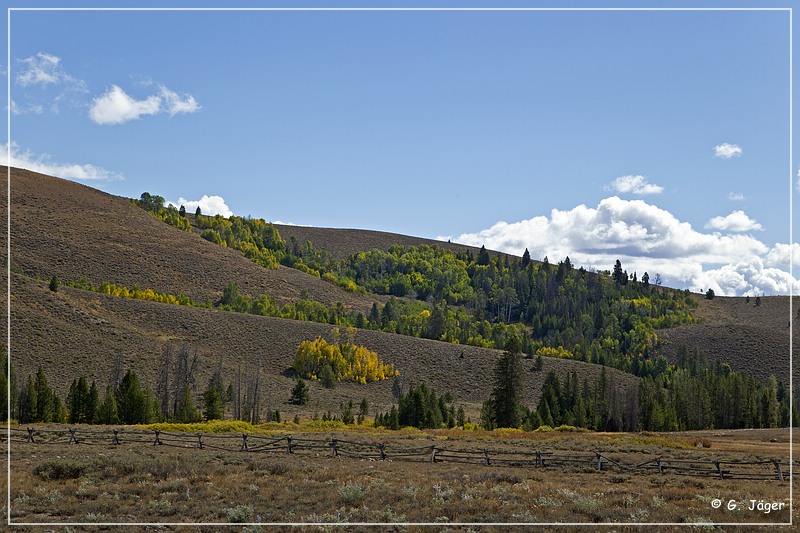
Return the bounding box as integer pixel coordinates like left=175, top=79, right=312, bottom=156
left=2, top=425, right=794, bottom=530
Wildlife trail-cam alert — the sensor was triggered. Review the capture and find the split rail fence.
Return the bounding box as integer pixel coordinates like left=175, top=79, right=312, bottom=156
left=3, top=426, right=792, bottom=482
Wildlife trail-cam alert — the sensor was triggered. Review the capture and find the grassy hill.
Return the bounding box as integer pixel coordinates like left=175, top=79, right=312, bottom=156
left=5, top=166, right=797, bottom=423
left=7, top=167, right=635, bottom=419
left=655, top=293, right=797, bottom=384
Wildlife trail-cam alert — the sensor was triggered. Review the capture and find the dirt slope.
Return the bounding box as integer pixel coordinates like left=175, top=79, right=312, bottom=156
left=8, top=167, right=377, bottom=312
left=655, top=294, right=798, bottom=384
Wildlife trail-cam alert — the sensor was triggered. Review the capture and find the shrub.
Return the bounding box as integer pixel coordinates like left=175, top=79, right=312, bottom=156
left=34, top=460, right=87, bottom=480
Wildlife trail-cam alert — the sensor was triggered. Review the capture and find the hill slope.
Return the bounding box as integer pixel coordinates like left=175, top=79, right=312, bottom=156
left=10, top=168, right=377, bottom=312
left=11, top=272, right=637, bottom=418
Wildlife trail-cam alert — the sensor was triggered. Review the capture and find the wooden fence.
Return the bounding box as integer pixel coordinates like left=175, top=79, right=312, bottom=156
left=3, top=427, right=792, bottom=482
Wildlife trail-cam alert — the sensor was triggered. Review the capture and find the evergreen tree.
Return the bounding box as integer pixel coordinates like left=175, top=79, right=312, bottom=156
left=489, top=333, right=524, bottom=428
left=34, top=367, right=55, bottom=422
left=521, top=248, right=531, bottom=268
left=290, top=376, right=309, bottom=405
left=49, top=275, right=59, bottom=292
left=86, top=381, right=99, bottom=423
left=202, top=384, right=223, bottom=421
left=175, top=385, right=201, bottom=423
left=179, top=205, right=186, bottom=217
left=96, top=386, right=119, bottom=424
left=195, top=205, right=202, bottom=217
left=477, top=245, right=490, bottom=266
left=116, top=370, right=147, bottom=424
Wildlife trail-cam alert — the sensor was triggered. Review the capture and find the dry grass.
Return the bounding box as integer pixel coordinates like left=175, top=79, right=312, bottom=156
left=2, top=427, right=793, bottom=530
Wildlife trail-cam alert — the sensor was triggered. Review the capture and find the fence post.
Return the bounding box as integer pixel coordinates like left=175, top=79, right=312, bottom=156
left=286, top=437, right=293, bottom=454
left=484, top=449, right=491, bottom=466
left=26, top=428, right=34, bottom=444
left=112, top=429, right=120, bottom=445
left=196, top=433, right=203, bottom=449
left=656, top=457, right=663, bottom=474
left=595, top=452, right=603, bottom=471
left=153, top=430, right=162, bottom=446
left=68, top=428, right=78, bottom=445
left=331, top=439, right=339, bottom=457
left=774, top=460, right=784, bottom=481
left=379, top=443, right=386, bottom=461
left=430, top=446, right=438, bottom=463
left=240, top=434, right=248, bottom=452
left=714, top=461, right=724, bottom=480
left=535, top=451, right=542, bottom=467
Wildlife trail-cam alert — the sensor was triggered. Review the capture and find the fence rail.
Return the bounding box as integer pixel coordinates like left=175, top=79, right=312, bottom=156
left=2, top=426, right=792, bottom=482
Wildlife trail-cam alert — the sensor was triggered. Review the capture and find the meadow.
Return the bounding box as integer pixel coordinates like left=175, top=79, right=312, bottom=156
left=3, top=424, right=793, bottom=530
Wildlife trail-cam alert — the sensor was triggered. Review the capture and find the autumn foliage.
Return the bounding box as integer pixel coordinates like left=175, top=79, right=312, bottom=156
left=294, top=329, right=398, bottom=384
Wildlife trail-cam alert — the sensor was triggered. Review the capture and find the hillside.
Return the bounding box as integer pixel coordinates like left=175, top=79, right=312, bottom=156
left=11, top=272, right=636, bottom=419
left=272, top=223, right=480, bottom=260
left=5, top=166, right=797, bottom=424
left=9, top=168, right=377, bottom=312
left=655, top=293, right=797, bottom=384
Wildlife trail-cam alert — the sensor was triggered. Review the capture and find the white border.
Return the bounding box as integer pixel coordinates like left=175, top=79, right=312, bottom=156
left=5, top=4, right=794, bottom=528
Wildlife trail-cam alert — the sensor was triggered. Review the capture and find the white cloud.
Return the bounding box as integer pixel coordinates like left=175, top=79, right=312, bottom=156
left=10, top=100, right=43, bottom=115
left=13, top=52, right=87, bottom=113
left=796, top=168, right=800, bottom=193
left=440, top=196, right=797, bottom=296
left=765, top=243, right=800, bottom=269
left=0, top=142, right=123, bottom=181
left=609, top=175, right=663, bottom=195
left=16, top=52, right=72, bottom=87
left=727, top=192, right=745, bottom=201
left=705, top=210, right=763, bottom=232
left=158, top=86, right=200, bottom=116
left=89, top=85, right=161, bottom=125
left=714, top=143, right=742, bottom=159
left=168, top=195, right=232, bottom=217
left=89, top=84, right=200, bottom=125
left=273, top=220, right=313, bottom=227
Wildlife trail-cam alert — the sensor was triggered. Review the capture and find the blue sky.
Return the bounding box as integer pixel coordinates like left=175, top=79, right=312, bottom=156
left=3, top=1, right=798, bottom=296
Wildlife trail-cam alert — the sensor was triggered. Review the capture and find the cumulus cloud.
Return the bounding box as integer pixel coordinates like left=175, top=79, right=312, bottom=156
left=0, top=142, right=123, bottom=181
left=89, top=84, right=200, bottom=125
left=765, top=243, right=800, bottom=269
left=168, top=195, right=232, bottom=217
left=705, top=210, right=763, bottom=232
left=440, top=196, right=797, bottom=296
left=608, top=175, right=663, bottom=195
left=714, top=143, right=742, bottom=159
left=727, top=192, right=745, bottom=201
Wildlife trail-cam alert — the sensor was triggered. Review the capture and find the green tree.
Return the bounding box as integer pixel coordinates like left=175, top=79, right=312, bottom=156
left=705, top=288, right=715, bottom=300
left=49, top=275, right=59, bottom=292
left=175, top=385, right=201, bottom=423
left=290, top=376, right=309, bottom=405
left=202, top=385, right=223, bottom=421
left=67, top=376, right=90, bottom=424
left=319, top=363, right=336, bottom=389
left=116, top=370, right=147, bottom=424
left=521, top=248, right=531, bottom=269
left=179, top=205, right=186, bottom=217
left=489, top=334, right=525, bottom=428
left=95, top=386, right=119, bottom=424
left=34, top=367, right=55, bottom=422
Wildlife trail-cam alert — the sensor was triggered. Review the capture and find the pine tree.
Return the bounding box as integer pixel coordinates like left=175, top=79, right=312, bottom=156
left=202, top=384, right=223, bottom=421
left=96, top=386, right=119, bottom=424
left=176, top=385, right=201, bottom=423
left=290, top=376, right=309, bottom=405
left=34, top=367, right=55, bottom=422
left=489, top=333, right=524, bottom=428
left=116, top=370, right=146, bottom=424
left=521, top=248, right=531, bottom=269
